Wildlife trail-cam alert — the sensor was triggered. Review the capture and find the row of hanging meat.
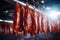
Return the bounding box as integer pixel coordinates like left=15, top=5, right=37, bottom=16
left=13, top=3, right=60, bottom=36
left=0, top=3, right=60, bottom=36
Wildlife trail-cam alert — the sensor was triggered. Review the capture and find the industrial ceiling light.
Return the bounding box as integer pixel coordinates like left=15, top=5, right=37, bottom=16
left=5, top=10, right=8, bottom=13
left=46, top=7, right=51, bottom=10
left=47, top=11, right=60, bottom=20
left=41, top=0, right=44, bottom=3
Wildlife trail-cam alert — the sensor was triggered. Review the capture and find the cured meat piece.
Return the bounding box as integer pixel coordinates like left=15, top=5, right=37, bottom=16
left=57, top=21, right=60, bottom=33
left=0, top=22, right=2, bottom=27
left=1, top=23, right=4, bottom=35
left=20, top=6, right=25, bottom=32
left=24, top=3, right=30, bottom=36
left=49, top=21, right=53, bottom=33
left=16, top=6, right=25, bottom=35
left=13, top=3, right=21, bottom=36
left=43, top=14, right=48, bottom=34
left=8, top=23, right=13, bottom=34
left=0, top=23, right=3, bottom=34
left=53, top=21, right=58, bottom=33
left=0, top=27, right=2, bottom=34
left=31, top=8, right=38, bottom=35
left=26, top=10, right=32, bottom=34
left=58, top=21, right=60, bottom=33
left=34, top=9, right=38, bottom=34
left=38, top=12, right=42, bottom=34
left=29, top=10, right=34, bottom=36
left=9, top=27, right=13, bottom=34
left=38, top=12, right=44, bottom=33
left=3, top=23, right=9, bottom=34
left=51, top=21, right=57, bottom=33
left=4, top=27, right=7, bottom=34
left=46, top=19, right=50, bottom=33
left=52, top=23, right=55, bottom=33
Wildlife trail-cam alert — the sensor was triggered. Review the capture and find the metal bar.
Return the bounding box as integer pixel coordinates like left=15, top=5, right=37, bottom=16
left=0, top=19, right=13, bottom=23
left=13, top=0, right=42, bottom=12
